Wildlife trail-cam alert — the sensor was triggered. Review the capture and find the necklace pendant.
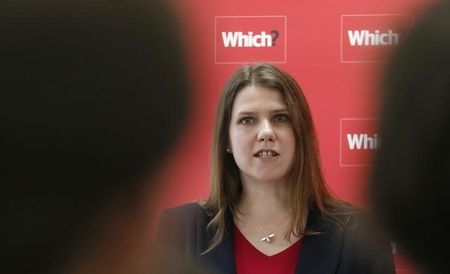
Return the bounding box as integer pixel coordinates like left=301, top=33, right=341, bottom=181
left=260, top=233, right=275, bottom=243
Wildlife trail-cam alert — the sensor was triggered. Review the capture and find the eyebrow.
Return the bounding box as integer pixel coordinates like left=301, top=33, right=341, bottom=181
left=236, top=109, right=289, bottom=116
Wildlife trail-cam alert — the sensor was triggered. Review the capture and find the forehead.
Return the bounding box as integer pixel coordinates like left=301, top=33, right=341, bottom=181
left=231, top=85, right=286, bottom=114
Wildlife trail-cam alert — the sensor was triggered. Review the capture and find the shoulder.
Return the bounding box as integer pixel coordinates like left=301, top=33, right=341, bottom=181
left=329, top=204, right=396, bottom=273
left=156, top=202, right=210, bottom=253
left=307, top=203, right=362, bottom=233
left=161, top=202, right=206, bottom=216
left=311, top=204, right=396, bottom=273
left=158, top=202, right=209, bottom=231
left=328, top=203, right=361, bottom=229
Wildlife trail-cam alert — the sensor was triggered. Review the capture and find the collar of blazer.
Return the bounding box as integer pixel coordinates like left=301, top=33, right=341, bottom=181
left=200, top=208, right=346, bottom=274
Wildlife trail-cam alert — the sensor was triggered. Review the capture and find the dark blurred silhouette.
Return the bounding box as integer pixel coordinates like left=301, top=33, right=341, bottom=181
left=0, top=0, right=190, bottom=273
left=370, top=1, right=450, bottom=274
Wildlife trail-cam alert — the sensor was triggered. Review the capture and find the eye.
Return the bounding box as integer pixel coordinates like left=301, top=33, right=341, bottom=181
left=239, top=117, right=255, bottom=125
left=273, top=113, right=290, bottom=123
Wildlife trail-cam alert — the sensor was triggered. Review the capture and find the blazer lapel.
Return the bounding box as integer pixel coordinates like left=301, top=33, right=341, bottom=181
left=199, top=210, right=236, bottom=274
left=198, top=208, right=344, bottom=274
left=295, top=211, right=344, bottom=274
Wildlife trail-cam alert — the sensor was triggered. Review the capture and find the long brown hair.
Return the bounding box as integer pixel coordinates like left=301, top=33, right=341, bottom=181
left=204, top=63, right=342, bottom=252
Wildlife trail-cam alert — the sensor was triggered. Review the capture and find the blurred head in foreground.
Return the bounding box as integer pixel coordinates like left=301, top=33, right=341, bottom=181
left=0, top=0, right=188, bottom=273
left=370, top=1, right=450, bottom=273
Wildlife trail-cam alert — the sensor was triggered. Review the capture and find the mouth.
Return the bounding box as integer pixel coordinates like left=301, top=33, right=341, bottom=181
left=254, top=149, right=280, bottom=158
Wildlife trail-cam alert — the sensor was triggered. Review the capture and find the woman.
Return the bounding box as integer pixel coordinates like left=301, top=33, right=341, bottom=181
left=157, top=63, right=395, bottom=274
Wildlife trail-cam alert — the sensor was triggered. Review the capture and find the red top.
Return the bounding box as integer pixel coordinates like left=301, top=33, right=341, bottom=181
left=233, top=225, right=302, bottom=274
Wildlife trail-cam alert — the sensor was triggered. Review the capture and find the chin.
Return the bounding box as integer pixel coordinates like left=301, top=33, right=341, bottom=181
left=255, top=174, right=287, bottom=183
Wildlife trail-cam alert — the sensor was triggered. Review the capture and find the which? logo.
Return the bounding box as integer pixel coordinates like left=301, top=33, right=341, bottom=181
left=346, top=133, right=380, bottom=150
left=221, top=31, right=277, bottom=48
left=215, top=16, right=286, bottom=63
left=341, top=14, right=413, bottom=63
left=340, top=118, right=380, bottom=166
left=347, top=30, right=400, bottom=46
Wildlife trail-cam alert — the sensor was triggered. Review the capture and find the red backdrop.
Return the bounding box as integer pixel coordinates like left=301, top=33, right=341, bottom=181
left=154, top=1, right=436, bottom=273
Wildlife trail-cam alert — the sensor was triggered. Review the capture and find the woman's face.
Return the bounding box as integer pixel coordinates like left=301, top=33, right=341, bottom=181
left=228, top=85, right=296, bottom=184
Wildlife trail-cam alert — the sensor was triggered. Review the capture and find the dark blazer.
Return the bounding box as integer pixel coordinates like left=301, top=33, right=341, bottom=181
left=157, top=203, right=395, bottom=274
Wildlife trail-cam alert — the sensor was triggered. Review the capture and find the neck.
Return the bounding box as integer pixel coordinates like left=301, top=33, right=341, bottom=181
left=235, top=177, right=296, bottom=245
left=237, top=177, right=290, bottom=219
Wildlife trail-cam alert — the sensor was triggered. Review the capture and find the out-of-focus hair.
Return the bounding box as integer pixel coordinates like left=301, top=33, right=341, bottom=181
left=0, top=0, right=188, bottom=273
left=370, top=2, right=450, bottom=273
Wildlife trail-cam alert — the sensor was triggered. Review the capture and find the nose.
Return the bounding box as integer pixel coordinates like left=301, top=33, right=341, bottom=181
left=257, top=120, right=276, bottom=142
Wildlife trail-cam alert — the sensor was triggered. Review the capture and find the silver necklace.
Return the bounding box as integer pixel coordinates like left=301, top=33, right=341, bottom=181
left=257, top=217, right=286, bottom=243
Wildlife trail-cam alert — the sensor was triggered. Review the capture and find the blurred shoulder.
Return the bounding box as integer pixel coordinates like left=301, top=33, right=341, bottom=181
left=162, top=202, right=206, bottom=214
left=156, top=202, right=209, bottom=243
left=159, top=202, right=208, bottom=224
